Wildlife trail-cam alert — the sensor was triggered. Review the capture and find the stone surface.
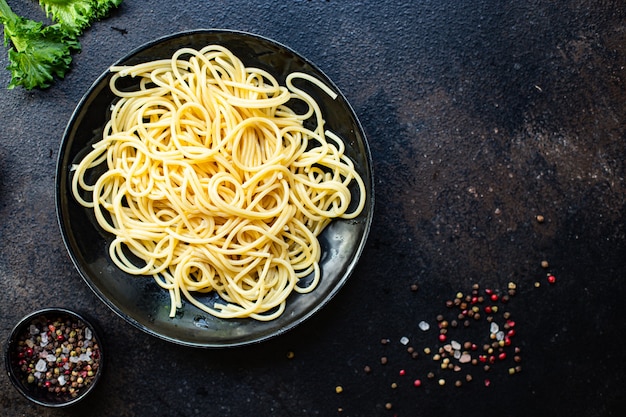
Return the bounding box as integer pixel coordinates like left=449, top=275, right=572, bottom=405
left=1, top=1, right=625, bottom=416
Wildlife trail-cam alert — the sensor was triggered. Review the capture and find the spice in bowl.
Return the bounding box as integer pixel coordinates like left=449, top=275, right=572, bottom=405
left=4, top=308, right=104, bottom=407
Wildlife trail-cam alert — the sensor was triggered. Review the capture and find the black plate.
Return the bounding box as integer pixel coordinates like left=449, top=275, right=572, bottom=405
left=55, top=29, right=374, bottom=348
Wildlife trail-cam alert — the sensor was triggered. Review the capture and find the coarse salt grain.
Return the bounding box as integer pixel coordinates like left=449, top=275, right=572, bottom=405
left=418, top=321, right=430, bottom=331
left=35, top=359, right=47, bottom=372
left=400, top=336, right=409, bottom=345
left=490, top=322, right=499, bottom=334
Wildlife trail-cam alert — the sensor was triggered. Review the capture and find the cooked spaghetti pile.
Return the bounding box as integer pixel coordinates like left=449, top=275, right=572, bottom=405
left=71, top=45, right=366, bottom=320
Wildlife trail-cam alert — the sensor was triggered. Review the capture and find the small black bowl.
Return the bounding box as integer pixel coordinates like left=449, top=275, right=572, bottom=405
left=4, top=308, right=104, bottom=407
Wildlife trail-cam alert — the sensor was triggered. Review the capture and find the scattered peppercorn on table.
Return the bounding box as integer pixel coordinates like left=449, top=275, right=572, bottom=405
left=1, top=1, right=625, bottom=416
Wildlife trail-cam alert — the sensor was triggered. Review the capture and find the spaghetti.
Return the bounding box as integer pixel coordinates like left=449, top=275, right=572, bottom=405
left=71, top=44, right=366, bottom=321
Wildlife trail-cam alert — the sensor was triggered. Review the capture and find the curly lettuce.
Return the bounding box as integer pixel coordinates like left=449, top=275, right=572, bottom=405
left=39, top=0, right=123, bottom=36
left=0, top=0, right=122, bottom=90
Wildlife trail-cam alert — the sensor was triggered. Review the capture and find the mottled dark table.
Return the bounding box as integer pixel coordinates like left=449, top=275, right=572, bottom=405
left=1, top=1, right=625, bottom=416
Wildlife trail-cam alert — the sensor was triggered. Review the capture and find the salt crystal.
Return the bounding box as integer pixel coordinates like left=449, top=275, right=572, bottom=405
left=453, top=350, right=461, bottom=359
left=490, top=322, right=499, bottom=334
left=496, top=331, right=505, bottom=341
left=79, top=353, right=90, bottom=362
left=40, top=332, right=49, bottom=346
left=69, top=356, right=79, bottom=363
left=418, top=321, right=430, bottom=331
left=35, top=359, right=47, bottom=372
left=46, top=354, right=56, bottom=362
left=451, top=340, right=461, bottom=351
left=29, top=325, right=39, bottom=335
left=85, top=327, right=93, bottom=340
left=34, top=372, right=41, bottom=379
left=459, top=353, right=472, bottom=363
left=58, top=375, right=66, bottom=386
left=400, top=336, right=409, bottom=346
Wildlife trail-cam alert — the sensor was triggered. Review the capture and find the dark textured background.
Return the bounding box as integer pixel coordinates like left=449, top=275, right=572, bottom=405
left=1, top=1, right=625, bottom=416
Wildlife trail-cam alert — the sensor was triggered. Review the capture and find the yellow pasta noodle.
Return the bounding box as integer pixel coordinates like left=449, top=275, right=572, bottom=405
left=71, top=44, right=366, bottom=321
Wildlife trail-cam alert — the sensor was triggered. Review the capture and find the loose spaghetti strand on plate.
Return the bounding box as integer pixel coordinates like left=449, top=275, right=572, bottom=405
left=71, top=45, right=366, bottom=321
